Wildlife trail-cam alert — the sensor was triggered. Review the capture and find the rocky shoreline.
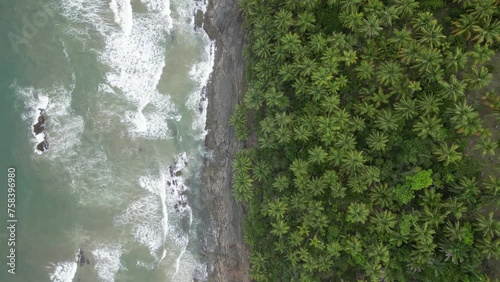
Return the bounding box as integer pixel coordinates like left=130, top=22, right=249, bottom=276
left=200, top=0, right=250, bottom=281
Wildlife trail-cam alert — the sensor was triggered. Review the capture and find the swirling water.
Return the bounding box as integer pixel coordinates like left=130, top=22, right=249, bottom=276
left=0, top=0, right=213, bottom=281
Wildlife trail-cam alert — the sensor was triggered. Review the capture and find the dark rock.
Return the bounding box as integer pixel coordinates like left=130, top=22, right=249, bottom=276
left=202, top=0, right=250, bottom=280
left=36, top=139, right=49, bottom=152
left=175, top=170, right=182, bottom=176
left=194, top=10, right=204, bottom=29
left=77, top=249, right=86, bottom=267
left=33, top=110, right=46, bottom=135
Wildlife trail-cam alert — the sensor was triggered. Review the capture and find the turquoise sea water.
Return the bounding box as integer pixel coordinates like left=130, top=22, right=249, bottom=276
left=0, top=0, right=213, bottom=281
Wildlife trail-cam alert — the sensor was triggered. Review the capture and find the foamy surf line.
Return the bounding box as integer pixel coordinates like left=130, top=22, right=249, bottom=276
left=61, top=0, right=178, bottom=140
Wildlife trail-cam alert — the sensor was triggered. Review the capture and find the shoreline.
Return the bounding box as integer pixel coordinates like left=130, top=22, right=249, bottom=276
left=200, top=0, right=250, bottom=281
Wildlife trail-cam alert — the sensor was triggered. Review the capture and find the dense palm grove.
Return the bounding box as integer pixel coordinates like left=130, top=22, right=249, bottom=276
left=230, top=0, right=500, bottom=281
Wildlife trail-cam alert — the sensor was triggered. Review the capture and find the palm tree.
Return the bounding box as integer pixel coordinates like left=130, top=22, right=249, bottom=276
left=271, top=219, right=290, bottom=238
left=281, top=32, right=302, bottom=54
left=412, top=222, right=436, bottom=245
left=253, top=37, right=272, bottom=59
left=321, top=94, right=340, bottom=113
left=360, top=15, right=383, bottom=38
left=470, top=43, right=494, bottom=65
left=253, top=160, right=270, bottom=182
left=348, top=175, right=368, bottom=194
left=380, top=5, right=399, bottom=27
left=370, top=183, right=394, bottom=209
left=394, top=96, right=418, bottom=120
left=474, top=212, right=500, bottom=239
left=339, top=11, right=364, bottom=31
left=311, top=67, right=333, bottom=88
left=414, top=48, right=443, bottom=76
left=393, top=0, right=419, bottom=18
left=298, top=57, right=317, bottom=77
left=417, top=21, right=446, bottom=48
left=438, top=75, right=466, bottom=102
left=234, top=172, right=253, bottom=203
left=290, top=158, right=309, bottom=177
left=465, top=66, right=493, bottom=89
left=278, top=63, right=297, bottom=83
left=333, top=108, right=352, bottom=129
left=442, top=197, right=467, bottom=220
left=368, top=242, right=390, bottom=265
left=233, top=150, right=252, bottom=173
left=308, top=33, right=327, bottom=54
left=469, top=0, right=497, bottom=22
left=273, top=9, right=294, bottom=33
left=483, top=175, right=500, bottom=204
left=411, top=11, right=433, bottom=30
left=452, top=14, right=475, bottom=40
left=419, top=188, right=443, bottom=209
left=361, top=165, right=380, bottom=186
left=444, top=47, right=468, bottom=73
left=476, top=236, right=500, bottom=259
left=266, top=198, right=288, bottom=220
left=342, top=49, right=358, bottom=67
left=336, top=132, right=357, bottom=151
left=347, top=202, right=370, bottom=224
left=375, top=109, right=399, bottom=131
left=331, top=180, right=347, bottom=199
left=449, top=101, right=482, bottom=136
left=472, top=17, right=500, bottom=46
left=258, top=133, right=276, bottom=149
left=344, top=235, right=363, bottom=256
left=377, top=61, right=404, bottom=87
left=413, top=115, right=444, bottom=140
left=351, top=115, right=366, bottom=132
left=443, top=221, right=468, bottom=243
left=474, top=137, right=498, bottom=156
left=390, top=28, right=412, bottom=49
left=355, top=60, right=375, bottom=81
left=272, top=174, right=289, bottom=192
left=340, top=0, right=362, bottom=14
left=421, top=206, right=447, bottom=228
left=250, top=251, right=267, bottom=272
left=308, top=146, right=328, bottom=165
left=271, top=43, right=287, bottom=62
left=370, top=210, right=397, bottom=234
left=417, top=93, right=442, bottom=115
left=296, top=11, right=316, bottom=34
left=294, top=124, right=312, bottom=142
left=366, top=130, right=389, bottom=151
left=399, top=40, right=420, bottom=65
left=451, top=177, right=480, bottom=203
left=342, top=150, right=366, bottom=175
left=433, top=142, right=463, bottom=166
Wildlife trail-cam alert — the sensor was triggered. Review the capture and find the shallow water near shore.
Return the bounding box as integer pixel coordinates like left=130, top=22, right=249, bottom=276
left=0, top=0, right=213, bottom=281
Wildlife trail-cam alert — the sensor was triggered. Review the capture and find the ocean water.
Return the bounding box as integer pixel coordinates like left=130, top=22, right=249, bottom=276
left=0, top=0, right=214, bottom=281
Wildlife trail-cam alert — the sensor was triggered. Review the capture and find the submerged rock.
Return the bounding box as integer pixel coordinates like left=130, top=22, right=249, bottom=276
left=36, top=139, right=49, bottom=152
left=195, top=10, right=204, bottom=29
left=76, top=249, right=86, bottom=267
left=33, top=109, right=46, bottom=135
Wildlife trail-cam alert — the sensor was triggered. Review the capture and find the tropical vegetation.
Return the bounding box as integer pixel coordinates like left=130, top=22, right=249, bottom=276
left=231, top=0, right=500, bottom=280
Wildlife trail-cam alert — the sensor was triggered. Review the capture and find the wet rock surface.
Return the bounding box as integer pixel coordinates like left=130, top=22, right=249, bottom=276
left=202, top=0, right=249, bottom=281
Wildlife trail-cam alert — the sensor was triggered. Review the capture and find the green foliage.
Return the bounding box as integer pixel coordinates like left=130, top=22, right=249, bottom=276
left=233, top=0, right=500, bottom=280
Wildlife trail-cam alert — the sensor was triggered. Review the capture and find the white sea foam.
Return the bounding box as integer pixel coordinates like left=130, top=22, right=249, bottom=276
left=109, top=0, right=133, bottom=35
left=92, top=245, right=125, bottom=282
left=49, top=261, right=77, bottom=282
left=186, top=40, right=215, bottom=140
left=15, top=83, right=84, bottom=156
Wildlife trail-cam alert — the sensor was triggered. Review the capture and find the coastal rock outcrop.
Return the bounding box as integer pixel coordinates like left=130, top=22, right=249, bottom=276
left=202, top=0, right=249, bottom=281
